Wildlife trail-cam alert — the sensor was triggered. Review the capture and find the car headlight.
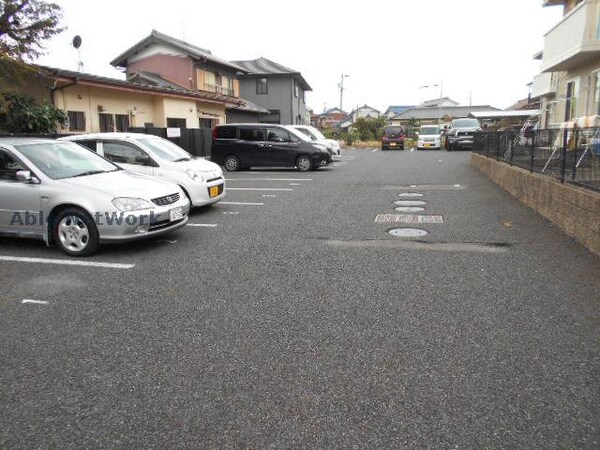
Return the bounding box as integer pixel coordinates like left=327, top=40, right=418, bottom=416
left=112, top=197, right=154, bottom=211
left=185, top=169, right=204, bottom=183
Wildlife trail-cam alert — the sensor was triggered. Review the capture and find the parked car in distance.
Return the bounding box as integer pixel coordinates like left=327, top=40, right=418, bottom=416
left=289, top=125, right=341, bottom=160
left=60, top=133, right=225, bottom=207
left=211, top=124, right=332, bottom=172
left=417, top=125, right=442, bottom=150
left=381, top=126, right=405, bottom=150
left=0, top=138, right=189, bottom=256
left=445, top=118, right=482, bottom=151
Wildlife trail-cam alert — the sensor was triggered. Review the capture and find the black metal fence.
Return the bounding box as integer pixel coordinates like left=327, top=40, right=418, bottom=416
left=473, top=128, right=600, bottom=192
left=129, top=127, right=213, bottom=158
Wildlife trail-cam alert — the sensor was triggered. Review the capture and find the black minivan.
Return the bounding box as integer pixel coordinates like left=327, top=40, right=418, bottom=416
left=211, top=124, right=332, bottom=172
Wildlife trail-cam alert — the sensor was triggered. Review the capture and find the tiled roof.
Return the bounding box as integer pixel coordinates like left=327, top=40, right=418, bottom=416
left=232, top=57, right=312, bottom=91
left=110, top=30, right=247, bottom=73
left=228, top=98, right=270, bottom=114
left=393, top=105, right=500, bottom=120
left=38, top=65, right=242, bottom=106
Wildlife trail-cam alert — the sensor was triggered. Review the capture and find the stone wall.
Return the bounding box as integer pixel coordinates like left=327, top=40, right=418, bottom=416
left=471, top=153, right=600, bottom=256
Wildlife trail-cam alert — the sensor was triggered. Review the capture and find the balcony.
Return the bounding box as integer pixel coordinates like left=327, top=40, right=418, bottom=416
left=541, top=0, right=600, bottom=72
left=202, top=83, right=234, bottom=97
left=531, top=72, right=556, bottom=99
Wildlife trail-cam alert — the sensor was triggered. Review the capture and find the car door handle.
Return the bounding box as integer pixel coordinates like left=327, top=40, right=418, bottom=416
left=259, top=143, right=273, bottom=148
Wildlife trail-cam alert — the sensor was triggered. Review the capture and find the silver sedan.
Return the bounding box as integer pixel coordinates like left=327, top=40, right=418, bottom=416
left=0, top=138, right=190, bottom=256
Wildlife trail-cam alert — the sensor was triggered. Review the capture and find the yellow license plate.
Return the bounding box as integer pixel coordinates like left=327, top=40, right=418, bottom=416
left=209, top=186, right=220, bottom=198
left=390, top=142, right=396, bottom=147
left=424, top=144, right=432, bottom=147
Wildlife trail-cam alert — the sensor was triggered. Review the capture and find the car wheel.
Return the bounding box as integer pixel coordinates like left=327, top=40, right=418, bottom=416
left=223, top=155, right=240, bottom=172
left=54, top=208, right=99, bottom=257
left=296, top=155, right=313, bottom=172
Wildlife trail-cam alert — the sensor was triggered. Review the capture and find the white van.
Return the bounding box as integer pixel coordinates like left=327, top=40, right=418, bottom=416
left=60, top=133, right=225, bottom=207
left=417, top=125, right=442, bottom=150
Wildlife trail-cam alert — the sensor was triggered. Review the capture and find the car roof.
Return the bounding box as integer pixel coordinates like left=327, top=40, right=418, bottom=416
left=60, top=132, right=160, bottom=141
left=0, top=137, right=58, bottom=146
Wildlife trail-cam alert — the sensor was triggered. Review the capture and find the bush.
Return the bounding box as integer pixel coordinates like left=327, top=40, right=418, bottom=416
left=0, top=92, right=67, bottom=133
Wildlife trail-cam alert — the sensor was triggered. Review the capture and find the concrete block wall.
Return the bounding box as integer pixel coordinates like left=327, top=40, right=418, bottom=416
left=471, top=153, right=600, bottom=256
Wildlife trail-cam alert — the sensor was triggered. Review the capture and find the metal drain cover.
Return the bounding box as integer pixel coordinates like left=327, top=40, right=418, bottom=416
left=394, top=200, right=427, bottom=206
left=388, top=228, right=428, bottom=238
left=397, top=192, right=424, bottom=197
left=395, top=206, right=425, bottom=212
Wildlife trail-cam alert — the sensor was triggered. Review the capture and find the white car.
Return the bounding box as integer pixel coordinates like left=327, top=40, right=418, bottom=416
left=60, top=133, right=225, bottom=207
left=290, top=125, right=341, bottom=160
left=417, top=125, right=442, bottom=150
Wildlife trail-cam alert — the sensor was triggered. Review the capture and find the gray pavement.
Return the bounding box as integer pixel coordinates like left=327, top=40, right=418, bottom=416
left=1, top=149, right=599, bottom=449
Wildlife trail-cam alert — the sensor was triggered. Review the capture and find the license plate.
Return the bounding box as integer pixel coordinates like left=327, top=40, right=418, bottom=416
left=170, top=206, right=183, bottom=221
left=424, top=144, right=432, bottom=147
left=209, top=185, right=221, bottom=198
left=390, top=142, right=396, bottom=147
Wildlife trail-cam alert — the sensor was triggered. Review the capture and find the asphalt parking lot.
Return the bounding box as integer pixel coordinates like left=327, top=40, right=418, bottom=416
left=1, top=150, right=599, bottom=448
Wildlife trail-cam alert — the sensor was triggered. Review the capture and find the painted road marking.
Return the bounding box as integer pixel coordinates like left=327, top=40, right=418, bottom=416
left=227, top=188, right=293, bottom=191
left=375, top=214, right=444, bottom=224
left=0, top=256, right=134, bottom=269
left=382, top=184, right=467, bottom=191
left=219, top=201, right=264, bottom=206
left=371, top=148, right=378, bottom=152
left=289, top=183, right=301, bottom=186
left=21, top=299, right=49, bottom=305
left=187, top=223, right=218, bottom=227
left=262, top=194, right=277, bottom=198
left=157, top=239, right=177, bottom=244
left=223, top=212, right=240, bottom=215
left=224, top=178, right=312, bottom=181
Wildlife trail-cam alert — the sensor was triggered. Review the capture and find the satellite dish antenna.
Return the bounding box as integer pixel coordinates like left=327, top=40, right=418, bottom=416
left=72, top=35, right=83, bottom=72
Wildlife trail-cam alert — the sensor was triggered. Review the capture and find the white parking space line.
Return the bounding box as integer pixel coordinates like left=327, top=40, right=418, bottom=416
left=186, top=223, right=219, bottom=227
left=224, top=178, right=313, bottom=181
left=21, top=299, right=49, bottom=305
left=262, top=194, right=277, bottom=198
left=219, top=201, right=265, bottom=206
left=227, top=188, right=293, bottom=191
left=289, top=183, right=301, bottom=186
left=223, top=212, right=240, bottom=215
left=0, top=256, right=135, bottom=269
left=375, top=214, right=444, bottom=224
left=371, top=148, right=378, bottom=152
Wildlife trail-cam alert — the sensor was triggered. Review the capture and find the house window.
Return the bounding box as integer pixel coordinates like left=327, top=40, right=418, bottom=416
left=565, top=80, right=577, bottom=121
left=593, top=71, right=600, bottom=116
left=67, top=111, right=85, bottom=131
left=115, top=114, right=129, bottom=132
left=257, top=78, right=268, bottom=95
left=258, top=109, right=280, bottom=124
left=167, top=118, right=187, bottom=128
left=99, top=113, right=114, bottom=132
left=294, top=83, right=299, bottom=98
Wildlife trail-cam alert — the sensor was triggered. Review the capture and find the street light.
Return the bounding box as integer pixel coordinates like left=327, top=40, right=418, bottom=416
left=338, top=74, right=350, bottom=111
left=419, top=82, right=444, bottom=125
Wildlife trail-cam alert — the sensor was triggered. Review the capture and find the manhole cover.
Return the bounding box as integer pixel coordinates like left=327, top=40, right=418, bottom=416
left=397, top=192, right=424, bottom=197
left=388, top=228, right=428, bottom=238
left=395, top=206, right=425, bottom=212
left=394, top=200, right=427, bottom=206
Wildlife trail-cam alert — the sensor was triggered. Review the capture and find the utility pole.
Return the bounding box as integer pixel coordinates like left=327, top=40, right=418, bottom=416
left=338, top=74, right=349, bottom=111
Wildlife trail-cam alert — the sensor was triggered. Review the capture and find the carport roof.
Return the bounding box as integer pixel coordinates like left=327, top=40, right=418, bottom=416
left=393, top=105, right=500, bottom=120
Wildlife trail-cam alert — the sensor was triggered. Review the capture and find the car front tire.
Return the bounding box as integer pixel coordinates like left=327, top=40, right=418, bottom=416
left=224, top=155, right=241, bottom=172
left=296, top=155, right=313, bottom=172
left=53, top=208, right=99, bottom=257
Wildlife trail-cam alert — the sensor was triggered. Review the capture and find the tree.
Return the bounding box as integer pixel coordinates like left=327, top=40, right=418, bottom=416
left=353, top=116, right=387, bottom=141
left=0, top=91, right=67, bottom=133
left=0, top=0, right=63, bottom=61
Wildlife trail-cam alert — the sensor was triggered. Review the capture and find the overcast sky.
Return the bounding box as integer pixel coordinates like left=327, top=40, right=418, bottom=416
left=37, top=0, right=563, bottom=113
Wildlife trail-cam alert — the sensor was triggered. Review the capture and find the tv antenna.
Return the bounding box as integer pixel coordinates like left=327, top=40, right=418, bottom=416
left=72, top=35, right=83, bottom=72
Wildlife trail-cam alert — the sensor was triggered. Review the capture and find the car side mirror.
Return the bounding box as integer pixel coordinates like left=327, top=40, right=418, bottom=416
left=16, top=170, right=40, bottom=184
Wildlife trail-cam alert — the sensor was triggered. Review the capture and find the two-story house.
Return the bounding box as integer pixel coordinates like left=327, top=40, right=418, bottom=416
left=318, top=107, right=348, bottom=129
left=110, top=30, right=268, bottom=127
left=232, top=57, right=312, bottom=125
left=532, top=0, right=600, bottom=127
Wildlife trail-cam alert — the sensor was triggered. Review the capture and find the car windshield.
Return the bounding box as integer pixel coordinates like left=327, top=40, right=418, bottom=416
left=16, top=141, right=119, bottom=180
left=296, top=128, right=317, bottom=141
left=452, top=119, right=480, bottom=128
left=420, top=126, right=440, bottom=135
left=138, top=137, right=192, bottom=162
left=384, top=127, right=403, bottom=137
left=306, top=127, right=326, bottom=140
left=285, top=126, right=311, bottom=142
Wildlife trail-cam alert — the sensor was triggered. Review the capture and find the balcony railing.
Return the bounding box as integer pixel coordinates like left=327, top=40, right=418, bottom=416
left=541, top=0, right=600, bottom=72
left=203, top=83, right=234, bottom=97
